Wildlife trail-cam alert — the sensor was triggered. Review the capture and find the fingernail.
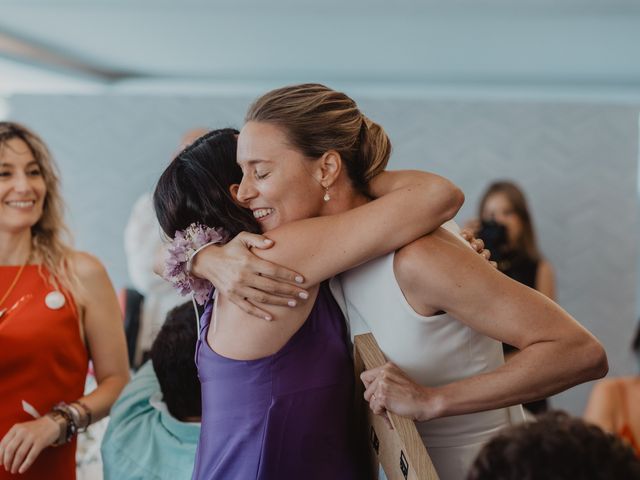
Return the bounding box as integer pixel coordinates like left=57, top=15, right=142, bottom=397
left=298, top=291, right=309, bottom=300
left=264, top=239, right=273, bottom=245
left=288, top=300, right=297, bottom=307
left=264, top=314, right=272, bottom=321
left=295, top=275, right=304, bottom=284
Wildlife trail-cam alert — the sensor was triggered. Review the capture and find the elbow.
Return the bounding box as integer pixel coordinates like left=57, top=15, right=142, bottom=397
left=441, top=184, right=464, bottom=222
left=579, top=337, right=609, bottom=382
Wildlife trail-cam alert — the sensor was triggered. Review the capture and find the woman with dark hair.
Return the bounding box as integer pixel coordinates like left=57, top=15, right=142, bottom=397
left=470, top=181, right=557, bottom=414
left=154, top=127, right=464, bottom=479
left=585, top=322, right=640, bottom=458
left=475, top=181, right=555, bottom=301
left=179, top=84, right=607, bottom=479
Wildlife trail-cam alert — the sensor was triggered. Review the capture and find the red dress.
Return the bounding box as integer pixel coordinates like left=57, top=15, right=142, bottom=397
left=0, top=266, right=88, bottom=479
left=617, top=380, right=640, bottom=458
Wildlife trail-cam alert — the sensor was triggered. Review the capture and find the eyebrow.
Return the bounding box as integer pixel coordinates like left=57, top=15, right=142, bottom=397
left=237, top=159, right=272, bottom=168
left=0, top=160, right=39, bottom=168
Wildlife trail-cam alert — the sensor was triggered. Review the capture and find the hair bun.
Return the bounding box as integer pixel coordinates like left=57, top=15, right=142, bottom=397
left=358, top=114, right=391, bottom=183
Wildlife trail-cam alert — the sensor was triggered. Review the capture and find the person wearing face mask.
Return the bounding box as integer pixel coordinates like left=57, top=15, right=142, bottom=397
left=0, top=122, right=129, bottom=478
left=584, top=322, right=640, bottom=458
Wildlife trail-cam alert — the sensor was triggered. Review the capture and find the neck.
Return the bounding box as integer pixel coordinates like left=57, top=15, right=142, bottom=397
left=321, top=184, right=369, bottom=216
left=0, top=229, right=32, bottom=265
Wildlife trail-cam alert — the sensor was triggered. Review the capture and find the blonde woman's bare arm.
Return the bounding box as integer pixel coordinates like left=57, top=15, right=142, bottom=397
left=74, top=252, right=130, bottom=421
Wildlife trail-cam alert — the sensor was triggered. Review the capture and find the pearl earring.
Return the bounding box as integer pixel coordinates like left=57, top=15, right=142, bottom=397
left=323, top=187, right=331, bottom=202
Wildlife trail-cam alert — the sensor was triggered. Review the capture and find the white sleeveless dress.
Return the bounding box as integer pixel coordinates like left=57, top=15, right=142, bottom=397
left=329, top=221, right=525, bottom=480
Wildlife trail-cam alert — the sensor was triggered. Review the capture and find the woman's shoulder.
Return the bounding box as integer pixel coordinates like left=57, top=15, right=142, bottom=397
left=590, top=377, right=627, bottom=400
left=68, top=250, right=110, bottom=285
left=70, top=250, right=105, bottom=273
left=537, top=259, right=555, bottom=274
left=394, top=226, right=468, bottom=277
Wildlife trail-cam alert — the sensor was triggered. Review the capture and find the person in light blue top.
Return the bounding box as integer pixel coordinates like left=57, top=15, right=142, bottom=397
left=101, top=302, right=201, bottom=480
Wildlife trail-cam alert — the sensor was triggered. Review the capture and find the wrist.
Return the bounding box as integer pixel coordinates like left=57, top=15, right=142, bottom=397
left=164, top=223, right=227, bottom=304
left=44, top=411, right=69, bottom=446
left=190, top=244, right=218, bottom=279
left=418, top=386, right=446, bottom=422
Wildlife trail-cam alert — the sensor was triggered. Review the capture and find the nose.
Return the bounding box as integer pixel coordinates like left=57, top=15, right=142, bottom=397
left=12, top=171, right=32, bottom=193
left=236, top=176, right=257, bottom=205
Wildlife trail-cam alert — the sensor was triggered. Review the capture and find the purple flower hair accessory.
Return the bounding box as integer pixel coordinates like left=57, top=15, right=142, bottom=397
left=164, top=223, right=229, bottom=305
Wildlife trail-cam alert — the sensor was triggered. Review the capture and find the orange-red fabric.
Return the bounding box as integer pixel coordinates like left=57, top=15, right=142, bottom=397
left=618, top=380, right=640, bottom=458
left=0, top=266, right=88, bottom=479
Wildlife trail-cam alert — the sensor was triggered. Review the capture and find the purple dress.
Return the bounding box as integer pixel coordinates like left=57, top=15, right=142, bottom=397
left=192, top=283, right=359, bottom=480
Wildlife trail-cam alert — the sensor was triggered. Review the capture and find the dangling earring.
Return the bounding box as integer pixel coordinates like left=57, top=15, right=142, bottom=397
left=323, top=186, right=331, bottom=202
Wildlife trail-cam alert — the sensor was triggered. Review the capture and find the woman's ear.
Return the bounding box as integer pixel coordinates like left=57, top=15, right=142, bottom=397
left=317, top=150, right=342, bottom=188
left=229, top=184, right=245, bottom=206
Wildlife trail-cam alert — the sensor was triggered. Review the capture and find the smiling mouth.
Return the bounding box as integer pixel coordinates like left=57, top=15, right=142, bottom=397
left=253, top=208, right=274, bottom=220
left=5, top=200, right=36, bottom=209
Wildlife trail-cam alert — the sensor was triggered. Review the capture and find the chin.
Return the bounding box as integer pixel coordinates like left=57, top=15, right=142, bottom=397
left=2, top=215, right=40, bottom=232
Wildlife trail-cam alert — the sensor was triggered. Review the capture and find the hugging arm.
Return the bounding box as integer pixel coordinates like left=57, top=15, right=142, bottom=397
left=193, top=170, right=464, bottom=318
left=362, top=229, right=607, bottom=421
left=258, top=170, right=463, bottom=288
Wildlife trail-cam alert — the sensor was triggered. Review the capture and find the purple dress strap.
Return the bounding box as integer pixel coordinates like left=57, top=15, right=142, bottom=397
left=192, top=283, right=359, bottom=480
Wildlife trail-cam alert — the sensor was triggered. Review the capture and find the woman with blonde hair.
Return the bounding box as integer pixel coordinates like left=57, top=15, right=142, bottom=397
left=0, top=122, right=129, bottom=478
left=182, top=84, right=606, bottom=479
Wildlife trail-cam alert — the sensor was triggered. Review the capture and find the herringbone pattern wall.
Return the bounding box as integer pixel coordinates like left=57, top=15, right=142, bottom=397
left=10, top=94, right=639, bottom=414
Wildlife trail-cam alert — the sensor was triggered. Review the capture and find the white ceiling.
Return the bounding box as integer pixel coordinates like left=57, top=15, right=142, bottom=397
left=1, top=0, right=640, bottom=97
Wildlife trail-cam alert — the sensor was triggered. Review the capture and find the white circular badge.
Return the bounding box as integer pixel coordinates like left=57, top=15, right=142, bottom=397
left=45, top=291, right=66, bottom=310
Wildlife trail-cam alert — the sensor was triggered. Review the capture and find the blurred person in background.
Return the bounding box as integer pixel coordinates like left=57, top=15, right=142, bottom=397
left=467, top=411, right=640, bottom=480
left=123, top=128, right=208, bottom=366
left=0, top=122, right=129, bottom=478
left=584, top=322, right=640, bottom=458
left=468, top=180, right=556, bottom=414
left=101, top=302, right=201, bottom=480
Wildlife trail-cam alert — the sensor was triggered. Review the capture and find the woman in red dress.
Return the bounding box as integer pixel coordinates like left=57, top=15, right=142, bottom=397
left=0, top=122, right=129, bottom=478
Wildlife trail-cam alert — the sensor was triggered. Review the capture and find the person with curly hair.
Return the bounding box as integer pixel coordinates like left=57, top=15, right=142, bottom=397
left=0, top=122, right=129, bottom=478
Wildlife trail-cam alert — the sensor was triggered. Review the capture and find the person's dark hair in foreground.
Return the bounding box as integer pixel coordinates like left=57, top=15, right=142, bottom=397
left=467, top=411, right=640, bottom=480
left=153, top=128, right=259, bottom=238
left=150, top=302, right=202, bottom=420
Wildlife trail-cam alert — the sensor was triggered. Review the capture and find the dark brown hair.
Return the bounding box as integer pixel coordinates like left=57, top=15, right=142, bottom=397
left=245, top=83, right=391, bottom=196
left=153, top=128, right=259, bottom=239
left=150, top=302, right=201, bottom=420
left=468, top=411, right=640, bottom=480
left=478, top=180, right=541, bottom=261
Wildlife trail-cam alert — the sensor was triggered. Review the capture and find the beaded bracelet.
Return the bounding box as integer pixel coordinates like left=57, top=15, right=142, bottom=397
left=165, top=223, right=229, bottom=305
